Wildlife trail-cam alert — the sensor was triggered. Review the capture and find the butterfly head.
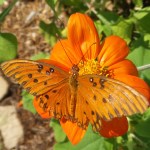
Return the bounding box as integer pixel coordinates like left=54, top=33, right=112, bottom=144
left=71, top=64, right=79, bottom=77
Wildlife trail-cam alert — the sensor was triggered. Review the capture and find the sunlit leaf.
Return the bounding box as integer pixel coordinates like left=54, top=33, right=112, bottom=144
left=22, top=90, right=36, bottom=114
left=31, top=52, right=49, bottom=60
left=0, top=32, right=17, bottom=63
left=0, top=0, right=5, bottom=5
left=133, top=7, right=150, bottom=20
left=112, top=19, right=133, bottom=44
left=133, top=0, right=143, bottom=9
left=50, top=119, right=66, bottom=143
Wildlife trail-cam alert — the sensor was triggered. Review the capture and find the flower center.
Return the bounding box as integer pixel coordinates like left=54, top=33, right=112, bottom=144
left=78, top=59, right=113, bottom=77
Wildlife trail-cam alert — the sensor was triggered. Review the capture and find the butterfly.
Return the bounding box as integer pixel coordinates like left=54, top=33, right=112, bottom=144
left=1, top=59, right=149, bottom=132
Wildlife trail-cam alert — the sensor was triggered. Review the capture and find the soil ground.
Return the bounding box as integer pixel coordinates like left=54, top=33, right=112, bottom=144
left=0, top=0, right=55, bottom=149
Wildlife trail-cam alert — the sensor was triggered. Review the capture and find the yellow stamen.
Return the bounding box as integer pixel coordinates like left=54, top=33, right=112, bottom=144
left=78, top=59, right=112, bottom=77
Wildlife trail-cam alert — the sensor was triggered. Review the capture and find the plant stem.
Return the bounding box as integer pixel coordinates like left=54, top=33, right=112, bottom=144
left=137, top=64, right=150, bottom=71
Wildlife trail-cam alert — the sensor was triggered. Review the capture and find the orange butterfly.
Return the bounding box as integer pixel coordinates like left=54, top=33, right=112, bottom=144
left=1, top=59, right=149, bottom=132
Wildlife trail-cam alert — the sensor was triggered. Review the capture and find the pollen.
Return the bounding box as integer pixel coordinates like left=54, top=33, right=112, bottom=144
left=78, top=59, right=113, bottom=77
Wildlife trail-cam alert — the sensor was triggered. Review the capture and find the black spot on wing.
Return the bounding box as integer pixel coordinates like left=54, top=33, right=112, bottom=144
left=37, top=64, right=43, bottom=72
left=50, top=68, right=54, bottom=73
left=46, top=71, right=50, bottom=75
left=89, top=77, right=94, bottom=82
left=45, top=94, right=49, bottom=99
left=93, top=95, right=97, bottom=100
left=28, top=74, right=32, bottom=78
left=44, top=81, right=47, bottom=85
left=52, top=90, right=57, bottom=93
left=102, top=98, right=107, bottom=103
left=99, top=78, right=106, bottom=89
left=93, top=82, right=97, bottom=87
left=33, top=79, right=38, bottom=83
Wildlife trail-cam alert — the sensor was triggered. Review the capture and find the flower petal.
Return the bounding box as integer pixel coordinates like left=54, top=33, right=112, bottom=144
left=50, top=40, right=76, bottom=70
left=98, top=36, right=129, bottom=67
left=115, top=75, right=150, bottom=102
left=33, top=97, right=52, bottom=118
left=60, top=118, right=86, bottom=145
left=68, top=13, right=100, bottom=60
left=109, top=59, right=138, bottom=77
left=100, top=117, right=128, bottom=138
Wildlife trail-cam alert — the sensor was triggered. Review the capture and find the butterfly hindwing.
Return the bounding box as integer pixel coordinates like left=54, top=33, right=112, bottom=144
left=1, top=59, right=69, bottom=96
left=34, top=82, right=72, bottom=119
left=75, top=91, right=101, bottom=131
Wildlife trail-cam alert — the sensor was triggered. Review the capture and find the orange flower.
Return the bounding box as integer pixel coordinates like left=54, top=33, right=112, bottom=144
left=34, top=13, right=150, bottom=144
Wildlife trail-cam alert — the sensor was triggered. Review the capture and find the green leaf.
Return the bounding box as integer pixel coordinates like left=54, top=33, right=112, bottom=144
left=39, top=21, right=60, bottom=46
left=98, top=11, right=119, bottom=24
left=133, top=7, right=150, bottom=20
left=22, top=90, right=36, bottom=114
left=54, top=125, right=114, bottom=150
left=127, top=34, right=150, bottom=84
left=126, top=133, right=149, bottom=150
left=133, top=7, right=150, bottom=33
left=46, top=0, right=57, bottom=12
left=31, top=52, right=49, bottom=60
left=133, top=0, right=143, bottom=9
left=50, top=119, right=66, bottom=143
left=135, top=109, right=150, bottom=138
left=95, top=21, right=112, bottom=36
left=112, top=19, right=133, bottom=44
left=0, top=0, right=5, bottom=5
left=138, top=13, right=150, bottom=33
left=0, top=0, right=18, bottom=22
left=94, top=20, right=104, bottom=35
left=0, top=32, right=17, bottom=63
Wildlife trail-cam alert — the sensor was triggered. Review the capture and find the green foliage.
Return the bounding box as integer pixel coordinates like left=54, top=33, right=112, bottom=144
left=30, top=52, right=49, bottom=60
left=39, top=21, right=61, bottom=46
left=127, top=33, right=150, bottom=84
left=0, top=0, right=5, bottom=5
left=112, top=19, right=133, bottom=44
left=135, top=109, right=150, bottom=138
left=0, top=32, right=17, bottom=62
left=46, top=0, right=57, bottom=13
left=50, top=119, right=66, bottom=143
left=0, top=0, right=18, bottom=22
left=132, top=7, right=150, bottom=34
left=21, top=90, right=36, bottom=114
left=133, top=0, right=143, bottom=9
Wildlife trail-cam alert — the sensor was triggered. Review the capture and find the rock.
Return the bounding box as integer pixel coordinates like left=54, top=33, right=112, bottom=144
left=0, top=106, right=24, bottom=149
left=0, top=76, right=9, bottom=101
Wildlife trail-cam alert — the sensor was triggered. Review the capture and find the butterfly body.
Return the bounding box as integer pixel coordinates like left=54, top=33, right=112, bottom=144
left=1, top=59, right=149, bottom=132
left=69, top=64, right=79, bottom=117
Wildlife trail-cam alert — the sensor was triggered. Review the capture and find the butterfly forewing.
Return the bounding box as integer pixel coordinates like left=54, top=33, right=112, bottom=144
left=78, top=75, right=148, bottom=131
left=1, top=59, right=69, bottom=96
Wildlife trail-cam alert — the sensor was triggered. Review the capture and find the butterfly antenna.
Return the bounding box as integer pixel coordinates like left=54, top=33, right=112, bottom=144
left=56, top=33, right=74, bottom=65
left=77, top=42, right=97, bottom=65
